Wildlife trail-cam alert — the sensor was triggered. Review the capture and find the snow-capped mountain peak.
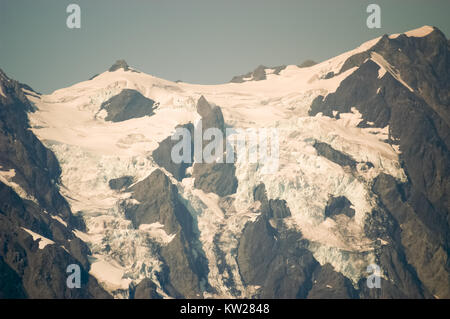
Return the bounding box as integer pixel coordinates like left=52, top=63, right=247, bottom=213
left=1, top=26, right=449, bottom=299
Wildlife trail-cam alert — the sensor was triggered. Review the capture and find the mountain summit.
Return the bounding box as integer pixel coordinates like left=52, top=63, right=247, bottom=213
left=108, top=59, right=130, bottom=72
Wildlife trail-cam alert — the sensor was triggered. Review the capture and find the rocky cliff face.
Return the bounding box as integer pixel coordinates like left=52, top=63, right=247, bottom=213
left=122, top=169, right=208, bottom=298
left=99, top=89, right=155, bottom=122
left=0, top=70, right=111, bottom=298
left=192, top=96, right=238, bottom=197
left=237, top=183, right=362, bottom=299
left=152, top=123, right=194, bottom=181
left=310, top=27, right=450, bottom=298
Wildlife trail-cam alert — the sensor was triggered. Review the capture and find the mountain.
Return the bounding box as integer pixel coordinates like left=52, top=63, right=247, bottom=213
left=0, top=69, right=110, bottom=298
left=0, top=25, right=449, bottom=299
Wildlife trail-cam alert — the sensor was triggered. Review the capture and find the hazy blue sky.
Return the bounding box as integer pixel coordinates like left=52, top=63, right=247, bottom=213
left=1, top=0, right=449, bottom=93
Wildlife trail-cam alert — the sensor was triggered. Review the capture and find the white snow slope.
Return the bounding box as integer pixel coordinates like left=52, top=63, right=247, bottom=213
left=25, top=29, right=420, bottom=298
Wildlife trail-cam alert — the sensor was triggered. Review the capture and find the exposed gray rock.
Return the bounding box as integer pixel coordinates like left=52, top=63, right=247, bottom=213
left=273, top=65, right=287, bottom=75
left=307, top=264, right=357, bottom=299
left=0, top=256, right=27, bottom=298
left=237, top=194, right=319, bottom=298
left=152, top=123, right=194, bottom=181
left=0, top=70, right=72, bottom=220
left=371, top=173, right=448, bottom=298
left=237, top=214, right=276, bottom=284
left=0, top=69, right=110, bottom=298
left=259, top=240, right=317, bottom=299
left=253, top=183, right=291, bottom=219
left=108, top=176, right=134, bottom=191
left=19, top=82, right=40, bottom=95
left=230, top=65, right=286, bottom=83
left=108, top=59, right=130, bottom=72
left=323, top=71, right=335, bottom=79
left=230, top=65, right=265, bottom=83
left=237, top=214, right=318, bottom=298
left=192, top=96, right=238, bottom=196
left=123, top=169, right=208, bottom=298
left=313, top=141, right=357, bottom=169
left=99, top=89, right=155, bottom=122
left=298, top=60, right=317, bottom=68
left=159, top=232, right=206, bottom=298
left=125, top=169, right=192, bottom=235
left=267, top=200, right=291, bottom=219
left=0, top=200, right=111, bottom=298
left=251, top=65, right=267, bottom=81
left=338, top=51, right=371, bottom=74
left=193, top=162, right=238, bottom=197
left=324, top=196, right=355, bottom=219
left=196, top=95, right=225, bottom=134
left=253, top=183, right=269, bottom=205
left=133, top=278, right=163, bottom=299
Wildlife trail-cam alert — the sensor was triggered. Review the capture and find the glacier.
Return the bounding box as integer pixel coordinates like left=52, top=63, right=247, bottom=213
left=25, top=32, right=410, bottom=297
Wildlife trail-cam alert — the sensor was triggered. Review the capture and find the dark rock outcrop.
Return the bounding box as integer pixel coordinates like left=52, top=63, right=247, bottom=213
left=132, top=278, right=163, bottom=299
left=238, top=192, right=321, bottom=298
left=313, top=142, right=357, bottom=169
left=108, top=59, right=130, bottom=72
left=192, top=96, right=238, bottom=196
left=196, top=96, right=225, bottom=134
left=125, top=169, right=192, bottom=235
left=192, top=162, right=238, bottom=197
left=0, top=174, right=111, bottom=299
left=123, top=169, right=208, bottom=298
left=152, top=123, right=194, bottom=181
left=99, top=89, right=155, bottom=122
left=338, top=51, right=371, bottom=75
left=108, top=176, right=134, bottom=191
left=298, top=60, right=317, bottom=68
left=324, top=196, right=355, bottom=219
left=0, top=70, right=72, bottom=220
left=307, top=264, right=357, bottom=299
left=273, top=65, right=287, bottom=75
left=0, top=256, right=27, bottom=298
left=253, top=183, right=291, bottom=219
left=371, top=173, right=448, bottom=298
left=230, top=65, right=286, bottom=83
left=237, top=214, right=318, bottom=298
left=230, top=65, right=267, bottom=83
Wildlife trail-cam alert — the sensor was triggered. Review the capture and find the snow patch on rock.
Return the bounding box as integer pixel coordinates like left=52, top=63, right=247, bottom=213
left=21, top=227, right=55, bottom=249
